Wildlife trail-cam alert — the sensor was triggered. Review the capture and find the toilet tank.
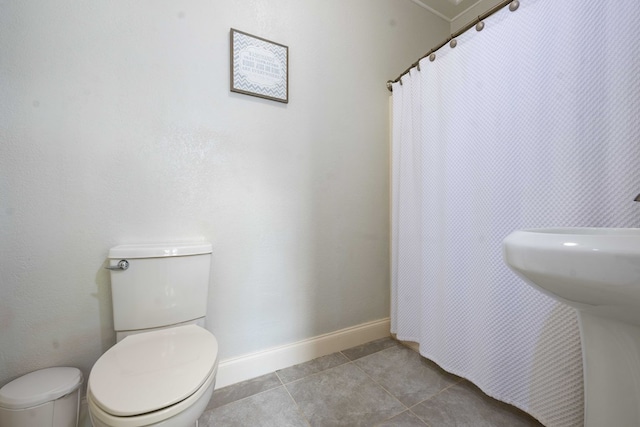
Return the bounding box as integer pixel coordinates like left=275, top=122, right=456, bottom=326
left=107, top=242, right=212, bottom=333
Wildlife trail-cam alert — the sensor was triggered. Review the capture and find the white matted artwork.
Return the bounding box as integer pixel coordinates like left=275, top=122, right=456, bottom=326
left=230, top=28, right=289, bottom=103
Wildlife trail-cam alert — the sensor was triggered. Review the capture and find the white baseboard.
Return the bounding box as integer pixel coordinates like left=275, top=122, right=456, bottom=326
left=215, top=318, right=391, bottom=389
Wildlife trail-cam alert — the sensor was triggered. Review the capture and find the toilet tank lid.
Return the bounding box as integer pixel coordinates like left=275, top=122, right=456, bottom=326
left=0, top=367, right=83, bottom=409
left=109, top=242, right=212, bottom=259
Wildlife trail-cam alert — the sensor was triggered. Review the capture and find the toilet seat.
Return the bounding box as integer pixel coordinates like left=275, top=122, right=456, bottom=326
left=88, top=324, right=218, bottom=423
left=87, top=367, right=216, bottom=427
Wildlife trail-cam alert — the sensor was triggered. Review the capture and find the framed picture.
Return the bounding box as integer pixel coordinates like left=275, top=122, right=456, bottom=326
left=230, top=28, right=289, bottom=104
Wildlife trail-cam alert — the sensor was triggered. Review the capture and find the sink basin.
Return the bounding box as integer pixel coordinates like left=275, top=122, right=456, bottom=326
left=503, top=227, right=640, bottom=324
left=503, top=228, right=640, bottom=427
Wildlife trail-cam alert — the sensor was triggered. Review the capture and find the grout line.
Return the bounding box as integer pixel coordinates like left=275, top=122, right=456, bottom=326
left=273, top=370, right=286, bottom=385
left=351, top=345, right=462, bottom=426
left=281, top=383, right=312, bottom=427
left=208, top=340, right=399, bottom=419
left=407, top=379, right=461, bottom=412
left=283, top=359, right=355, bottom=387
left=408, top=407, right=432, bottom=427
left=346, top=343, right=402, bottom=363
left=206, top=381, right=285, bottom=411
left=275, top=351, right=353, bottom=385
left=286, top=343, right=407, bottom=425
left=207, top=340, right=536, bottom=426
left=351, top=359, right=409, bottom=419
left=207, top=383, right=313, bottom=427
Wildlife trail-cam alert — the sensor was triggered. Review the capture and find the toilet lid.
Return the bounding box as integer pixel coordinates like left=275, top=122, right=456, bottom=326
left=88, top=324, right=218, bottom=417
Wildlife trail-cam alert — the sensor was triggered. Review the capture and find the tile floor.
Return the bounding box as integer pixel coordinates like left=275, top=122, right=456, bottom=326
left=198, top=338, right=544, bottom=427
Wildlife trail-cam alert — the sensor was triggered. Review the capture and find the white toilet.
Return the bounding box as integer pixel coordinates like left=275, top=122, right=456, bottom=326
left=87, top=242, right=219, bottom=427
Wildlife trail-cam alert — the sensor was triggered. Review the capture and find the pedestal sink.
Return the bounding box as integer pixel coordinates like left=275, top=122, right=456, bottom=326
left=503, top=228, right=640, bottom=427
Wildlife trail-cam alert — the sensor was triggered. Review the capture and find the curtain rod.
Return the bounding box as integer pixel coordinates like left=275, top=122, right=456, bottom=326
left=387, top=0, right=520, bottom=91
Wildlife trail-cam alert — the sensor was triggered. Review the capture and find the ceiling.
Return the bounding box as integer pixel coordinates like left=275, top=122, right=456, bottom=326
left=412, top=0, right=485, bottom=21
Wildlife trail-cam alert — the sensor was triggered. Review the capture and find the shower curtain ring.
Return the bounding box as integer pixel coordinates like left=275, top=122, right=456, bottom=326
left=476, top=17, right=485, bottom=31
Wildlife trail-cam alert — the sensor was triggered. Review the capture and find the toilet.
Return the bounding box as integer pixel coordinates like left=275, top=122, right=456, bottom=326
left=87, top=242, right=219, bottom=427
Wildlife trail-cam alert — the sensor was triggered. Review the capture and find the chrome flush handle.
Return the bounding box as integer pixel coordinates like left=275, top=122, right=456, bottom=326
left=105, top=259, right=129, bottom=271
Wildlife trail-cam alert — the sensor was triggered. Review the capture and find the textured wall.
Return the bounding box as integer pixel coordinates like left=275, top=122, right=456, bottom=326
left=0, top=0, right=448, bottom=389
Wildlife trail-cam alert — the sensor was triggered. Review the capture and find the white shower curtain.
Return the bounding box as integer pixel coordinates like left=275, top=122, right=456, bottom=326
left=391, top=1, right=640, bottom=426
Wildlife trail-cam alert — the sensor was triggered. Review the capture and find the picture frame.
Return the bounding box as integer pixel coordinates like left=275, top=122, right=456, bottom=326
left=230, top=28, right=289, bottom=104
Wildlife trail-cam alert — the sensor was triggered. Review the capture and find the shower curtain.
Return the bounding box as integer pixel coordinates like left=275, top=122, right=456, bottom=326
left=390, top=1, right=640, bottom=426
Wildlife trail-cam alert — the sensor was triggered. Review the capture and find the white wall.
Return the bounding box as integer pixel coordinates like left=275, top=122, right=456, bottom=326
left=0, top=0, right=448, bottom=390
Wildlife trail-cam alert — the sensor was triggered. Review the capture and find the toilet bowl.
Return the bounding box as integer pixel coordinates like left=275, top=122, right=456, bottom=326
left=88, top=325, right=218, bottom=427
left=88, top=242, right=218, bottom=427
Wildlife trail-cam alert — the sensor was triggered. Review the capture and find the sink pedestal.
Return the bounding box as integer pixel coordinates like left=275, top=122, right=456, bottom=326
left=579, top=312, right=640, bottom=427
left=502, top=228, right=640, bottom=427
